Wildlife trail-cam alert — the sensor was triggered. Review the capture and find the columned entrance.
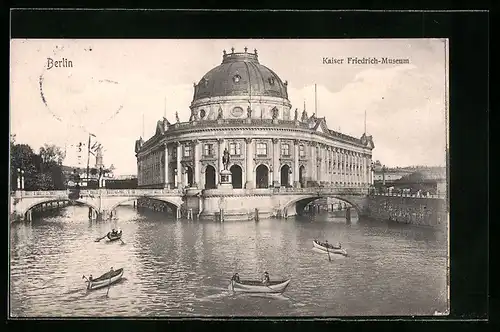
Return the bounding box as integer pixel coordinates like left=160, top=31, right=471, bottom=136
left=230, top=165, right=243, bottom=189
left=299, top=165, right=306, bottom=188
left=281, top=164, right=291, bottom=187
left=256, top=164, right=269, bottom=189
left=205, top=165, right=216, bottom=189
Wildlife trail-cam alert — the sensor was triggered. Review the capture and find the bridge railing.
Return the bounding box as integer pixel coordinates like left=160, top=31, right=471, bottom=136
left=13, top=188, right=184, bottom=198
left=272, top=186, right=369, bottom=195
left=370, top=192, right=446, bottom=199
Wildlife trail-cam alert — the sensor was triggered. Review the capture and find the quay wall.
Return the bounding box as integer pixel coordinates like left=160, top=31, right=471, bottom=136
left=366, top=195, right=448, bottom=228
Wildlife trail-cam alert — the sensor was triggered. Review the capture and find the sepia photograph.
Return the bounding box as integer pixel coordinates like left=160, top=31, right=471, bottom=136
left=9, top=38, right=449, bottom=317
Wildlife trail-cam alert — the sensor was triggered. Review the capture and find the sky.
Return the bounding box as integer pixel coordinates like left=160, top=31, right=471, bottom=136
left=10, top=39, right=448, bottom=175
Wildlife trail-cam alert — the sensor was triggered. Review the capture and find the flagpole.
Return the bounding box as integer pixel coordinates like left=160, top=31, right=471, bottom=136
left=314, top=84, right=317, bottom=116
left=364, top=110, right=367, bottom=135
left=86, top=134, right=91, bottom=184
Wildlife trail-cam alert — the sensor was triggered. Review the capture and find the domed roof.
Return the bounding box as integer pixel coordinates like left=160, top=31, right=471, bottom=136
left=192, top=48, right=289, bottom=102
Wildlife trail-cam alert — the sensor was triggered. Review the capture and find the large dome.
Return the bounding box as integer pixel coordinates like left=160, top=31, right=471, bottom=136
left=192, top=48, right=289, bottom=102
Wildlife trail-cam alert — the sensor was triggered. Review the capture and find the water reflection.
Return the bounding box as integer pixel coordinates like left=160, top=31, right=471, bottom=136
left=10, top=204, right=448, bottom=317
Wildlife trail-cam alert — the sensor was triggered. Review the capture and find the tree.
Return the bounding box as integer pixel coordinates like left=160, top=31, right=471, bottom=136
left=39, top=144, right=66, bottom=165
left=10, top=143, right=37, bottom=190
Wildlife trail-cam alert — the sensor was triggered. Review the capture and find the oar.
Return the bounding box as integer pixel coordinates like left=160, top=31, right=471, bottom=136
left=95, top=233, right=108, bottom=242
left=106, top=275, right=112, bottom=296
left=326, top=245, right=332, bottom=262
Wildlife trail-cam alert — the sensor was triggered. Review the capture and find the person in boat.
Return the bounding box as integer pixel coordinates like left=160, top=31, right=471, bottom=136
left=88, top=274, right=93, bottom=282
left=231, top=273, right=240, bottom=282
left=262, top=271, right=270, bottom=284
left=110, top=267, right=114, bottom=273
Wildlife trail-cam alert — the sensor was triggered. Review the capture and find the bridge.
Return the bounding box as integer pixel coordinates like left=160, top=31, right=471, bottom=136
left=10, top=186, right=370, bottom=222
left=9, top=186, right=446, bottom=226
left=10, top=189, right=184, bottom=222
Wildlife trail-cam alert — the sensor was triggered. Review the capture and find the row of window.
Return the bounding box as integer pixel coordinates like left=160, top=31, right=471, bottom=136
left=174, top=142, right=300, bottom=158
left=169, top=142, right=365, bottom=160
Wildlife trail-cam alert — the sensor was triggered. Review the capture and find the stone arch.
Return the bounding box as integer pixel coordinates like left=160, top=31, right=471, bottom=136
left=299, top=165, right=306, bottom=188
left=106, top=196, right=181, bottom=214
left=185, top=165, right=194, bottom=187
left=204, top=164, right=217, bottom=189
left=255, top=164, right=269, bottom=189
left=282, top=195, right=362, bottom=217
left=280, top=164, right=291, bottom=187
left=21, top=198, right=99, bottom=217
left=229, top=164, right=243, bottom=189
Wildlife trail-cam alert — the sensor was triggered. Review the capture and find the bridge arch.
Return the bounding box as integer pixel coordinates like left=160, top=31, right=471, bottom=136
left=21, top=198, right=99, bottom=217
left=283, top=195, right=363, bottom=217
left=106, top=196, right=181, bottom=214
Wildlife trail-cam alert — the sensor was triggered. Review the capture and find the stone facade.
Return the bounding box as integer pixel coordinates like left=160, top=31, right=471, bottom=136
left=134, top=49, right=375, bottom=219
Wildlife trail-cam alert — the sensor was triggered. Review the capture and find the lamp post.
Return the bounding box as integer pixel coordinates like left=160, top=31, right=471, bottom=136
left=382, top=164, right=386, bottom=186
left=174, top=168, right=178, bottom=188
left=17, top=168, right=21, bottom=190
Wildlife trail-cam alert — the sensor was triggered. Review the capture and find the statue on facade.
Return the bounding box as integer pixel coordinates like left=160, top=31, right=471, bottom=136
left=294, top=108, right=298, bottom=121
left=175, top=112, right=180, bottom=123
left=301, top=109, right=308, bottom=122
left=272, top=107, right=279, bottom=120
left=247, top=105, right=252, bottom=118
left=222, top=148, right=230, bottom=170
left=217, top=107, right=223, bottom=120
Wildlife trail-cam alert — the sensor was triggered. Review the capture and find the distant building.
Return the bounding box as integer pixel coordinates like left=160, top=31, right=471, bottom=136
left=378, top=167, right=447, bottom=196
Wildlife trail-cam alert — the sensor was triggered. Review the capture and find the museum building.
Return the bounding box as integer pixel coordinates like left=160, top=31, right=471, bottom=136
left=134, top=48, right=374, bottom=218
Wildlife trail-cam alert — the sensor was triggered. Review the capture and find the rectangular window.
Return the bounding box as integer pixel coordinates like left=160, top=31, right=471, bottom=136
left=229, top=142, right=241, bottom=155
left=281, top=143, right=290, bottom=156
left=183, top=145, right=192, bottom=157
left=172, top=148, right=177, bottom=159
left=204, top=144, right=213, bottom=156
left=299, top=145, right=306, bottom=157
left=256, top=143, right=267, bottom=156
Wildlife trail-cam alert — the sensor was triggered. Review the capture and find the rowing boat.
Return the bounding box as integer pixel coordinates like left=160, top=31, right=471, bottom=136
left=85, top=268, right=124, bottom=290
left=228, top=278, right=291, bottom=294
left=313, top=240, right=348, bottom=256
left=107, top=231, right=122, bottom=242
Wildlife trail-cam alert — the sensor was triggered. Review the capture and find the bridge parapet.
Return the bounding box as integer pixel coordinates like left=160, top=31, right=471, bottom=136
left=20, top=190, right=68, bottom=198
left=273, top=187, right=369, bottom=196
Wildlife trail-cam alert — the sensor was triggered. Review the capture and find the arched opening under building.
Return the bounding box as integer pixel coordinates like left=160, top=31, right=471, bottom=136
left=299, top=165, right=306, bottom=188
left=290, top=197, right=358, bottom=222
left=281, top=164, right=290, bottom=187
left=186, top=166, right=194, bottom=187
left=205, top=165, right=216, bottom=189
left=230, top=164, right=243, bottom=189
left=256, top=164, right=269, bottom=189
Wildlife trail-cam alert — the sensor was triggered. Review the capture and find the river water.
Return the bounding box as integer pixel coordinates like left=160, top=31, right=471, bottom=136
left=9, top=205, right=448, bottom=317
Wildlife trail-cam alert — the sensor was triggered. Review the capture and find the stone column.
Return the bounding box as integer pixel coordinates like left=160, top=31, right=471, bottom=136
left=329, top=147, right=333, bottom=185
left=164, top=144, right=169, bottom=188
left=311, top=142, right=317, bottom=185
left=193, top=139, right=200, bottom=188
left=176, top=143, right=182, bottom=188
left=342, top=150, right=347, bottom=185
left=272, top=138, right=280, bottom=187
left=217, top=138, right=224, bottom=185
left=293, top=139, right=300, bottom=188
left=245, top=138, right=254, bottom=188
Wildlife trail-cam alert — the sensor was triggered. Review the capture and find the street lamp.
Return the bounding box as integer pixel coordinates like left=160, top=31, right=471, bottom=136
left=17, top=168, right=24, bottom=190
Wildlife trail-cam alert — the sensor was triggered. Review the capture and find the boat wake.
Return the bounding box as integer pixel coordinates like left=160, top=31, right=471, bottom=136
left=197, top=290, right=233, bottom=302
left=312, top=247, right=348, bottom=258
